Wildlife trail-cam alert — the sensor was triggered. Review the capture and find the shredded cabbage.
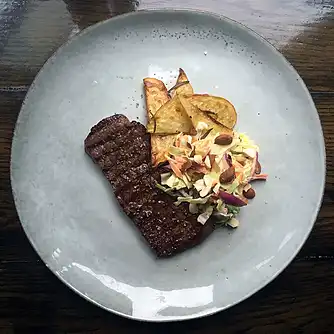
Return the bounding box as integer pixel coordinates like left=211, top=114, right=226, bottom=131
left=168, top=146, right=189, bottom=157
left=230, top=133, right=258, bottom=154
left=163, top=174, right=187, bottom=190
left=222, top=178, right=240, bottom=193
left=157, top=129, right=265, bottom=230
left=174, top=195, right=211, bottom=206
left=227, top=217, right=239, bottom=228
left=216, top=199, right=225, bottom=212
left=189, top=203, right=199, bottom=214
left=197, top=205, right=214, bottom=225
left=156, top=183, right=177, bottom=196
left=160, top=173, right=171, bottom=184
left=213, top=212, right=233, bottom=225
left=182, top=174, right=192, bottom=189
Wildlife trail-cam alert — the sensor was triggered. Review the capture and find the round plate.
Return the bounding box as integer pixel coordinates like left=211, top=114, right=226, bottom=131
left=11, top=9, right=325, bottom=321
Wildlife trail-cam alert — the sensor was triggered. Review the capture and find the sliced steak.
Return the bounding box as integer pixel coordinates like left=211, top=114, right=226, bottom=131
left=85, top=114, right=214, bottom=257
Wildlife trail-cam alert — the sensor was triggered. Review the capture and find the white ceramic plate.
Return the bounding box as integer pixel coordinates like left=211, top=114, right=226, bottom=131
left=11, top=9, right=325, bottom=321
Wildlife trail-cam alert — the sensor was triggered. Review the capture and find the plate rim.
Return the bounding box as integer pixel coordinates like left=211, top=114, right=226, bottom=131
left=10, top=8, right=326, bottom=322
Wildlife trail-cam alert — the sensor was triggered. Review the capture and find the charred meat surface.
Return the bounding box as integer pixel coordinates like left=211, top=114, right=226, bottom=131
left=84, top=114, right=213, bottom=257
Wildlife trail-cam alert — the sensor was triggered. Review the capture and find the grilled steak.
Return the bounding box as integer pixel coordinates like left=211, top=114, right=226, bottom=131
left=85, top=114, right=214, bottom=257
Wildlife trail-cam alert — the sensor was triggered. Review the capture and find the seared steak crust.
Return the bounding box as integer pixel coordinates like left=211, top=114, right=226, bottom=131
left=85, top=114, right=213, bottom=257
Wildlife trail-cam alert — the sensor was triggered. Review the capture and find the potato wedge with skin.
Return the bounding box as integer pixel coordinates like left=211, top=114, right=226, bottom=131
left=147, top=95, right=194, bottom=135
left=179, top=95, right=234, bottom=157
left=178, top=95, right=233, bottom=136
left=143, top=78, right=169, bottom=118
left=188, top=94, right=237, bottom=129
left=170, top=68, right=194, bottom=97
left=143, top=77, right=176, bottom=166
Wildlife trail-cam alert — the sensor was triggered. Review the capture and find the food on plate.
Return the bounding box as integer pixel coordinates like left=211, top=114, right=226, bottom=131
left=143, top=78, right=169, bottom=117
left=187, top=94, right=237, bottom=129
left=143, top=78, right=174, bottom=166
left=85, top=114, right=214, bottom=257
left=179, top=95, right=233, bottom=136
left=145, top=69, right=267, bottom=229
left=150, top=134, right=176, bottom=167
left=156, top=129, right=267, bottom=228
left=146, top=95, right=195, bottom=135
left=170, top=68, right=194, bottom=97
left=85, top=68, right=266, bottom=257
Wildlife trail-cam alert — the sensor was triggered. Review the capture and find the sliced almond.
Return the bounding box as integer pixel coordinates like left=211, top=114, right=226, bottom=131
left=204, top=155, right=211, bottom=169
left=200, top=185, right=212, bottom=197
left=194, top=155, right=203, bottom=164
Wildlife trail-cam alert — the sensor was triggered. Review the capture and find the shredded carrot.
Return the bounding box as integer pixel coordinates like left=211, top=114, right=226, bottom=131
left=191, top=163, right=209, bottom=174
left=174, top=156, right=192, bottom=172
left=209, top=154, right=216, bottom=168
left=251, top=174, right=268, bottom=180
left=168, top=159, right=183, bottom=178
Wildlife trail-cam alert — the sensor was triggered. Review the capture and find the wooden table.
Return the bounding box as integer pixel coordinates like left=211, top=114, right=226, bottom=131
left=1, top=0, right=334, bottom=332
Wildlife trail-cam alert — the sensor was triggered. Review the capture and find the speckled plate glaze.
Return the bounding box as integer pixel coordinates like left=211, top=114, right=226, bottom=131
left=11, top=9, right=325, bottom=321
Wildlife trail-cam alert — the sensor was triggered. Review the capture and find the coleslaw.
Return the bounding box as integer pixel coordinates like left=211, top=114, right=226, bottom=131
left=156, top=122, right=267, bottom=227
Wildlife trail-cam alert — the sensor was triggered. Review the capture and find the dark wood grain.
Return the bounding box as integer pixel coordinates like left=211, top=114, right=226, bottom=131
left=0, top=245, right=333, bottom=333
left=1, top=0, right=334, bottom=91
left=1, top=0, right=334, bottom=333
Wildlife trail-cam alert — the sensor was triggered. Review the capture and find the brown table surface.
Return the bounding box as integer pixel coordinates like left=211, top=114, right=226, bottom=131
left=1, top=0, right=334, bottom=333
